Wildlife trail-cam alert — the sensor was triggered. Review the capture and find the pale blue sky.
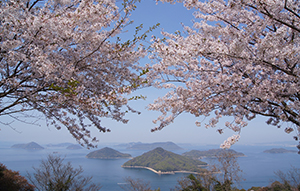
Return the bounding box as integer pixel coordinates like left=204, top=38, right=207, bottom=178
left=0, top=1, right=296, bottom=147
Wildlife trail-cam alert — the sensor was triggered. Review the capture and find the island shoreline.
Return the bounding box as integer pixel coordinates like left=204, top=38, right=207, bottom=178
left=121, top=165, right=206, bottom=175
left=86, top=157, right=133, bottom=159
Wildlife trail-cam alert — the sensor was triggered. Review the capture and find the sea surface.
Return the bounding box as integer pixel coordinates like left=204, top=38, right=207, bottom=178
left=0, top=142, right=299, bottom=191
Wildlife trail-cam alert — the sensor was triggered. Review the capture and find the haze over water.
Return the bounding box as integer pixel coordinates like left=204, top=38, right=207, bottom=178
left=0, top=142, right=299, bottom=191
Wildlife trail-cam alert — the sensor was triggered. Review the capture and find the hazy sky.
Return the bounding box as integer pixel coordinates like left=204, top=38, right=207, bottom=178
left=0, top=1, right=296, bottom=147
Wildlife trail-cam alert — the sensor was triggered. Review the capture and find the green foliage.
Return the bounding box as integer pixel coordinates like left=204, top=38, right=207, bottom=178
left=50, top=79, right=79, bottom=96
left=269, top=181, right=293, bottom=191
left=128, top=95, right=147, bottom=101
left=213, top=179, right=233, bottom=191
left=181, top=174, right=208, bottom=191
left=274, top=166, right=300, bottom=190
left=247, top=187, right=263, bottom=191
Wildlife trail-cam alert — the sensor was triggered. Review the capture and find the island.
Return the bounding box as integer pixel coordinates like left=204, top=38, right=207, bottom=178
left=122, top=147, right=207, bottom=174
left=182, top=149, right=245, bottom=159
left=66, top=144, right=83, bottom=150
left=86, top=147, right=132, bottom=159
left=46, top=143, right=74, bottom=147
left=115, top=142, right=142, bottom=148
left=11, top=142, right=44, bottom=150
left=126, top=141, right=183, bottom=151
left=263, top=148, right=297, bottom=153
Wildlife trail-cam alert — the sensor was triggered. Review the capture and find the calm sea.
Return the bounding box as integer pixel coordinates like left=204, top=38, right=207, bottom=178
left=0, top=143, right=299, bottom=191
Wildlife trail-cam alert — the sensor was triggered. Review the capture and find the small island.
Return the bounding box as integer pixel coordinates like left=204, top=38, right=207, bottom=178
left=182, top=149, right=245, bottom=159
left=86, top=147, right=132, bottom=159
left=46, top=143, right=74, bottom=147
left=263, top=148, right=297, bottom=154
left=126, top=141, right=183, bottom=151
left=11, top=142, right=44, bottom=150
left=122, top=147, right=207, bottom=174
left=66, top=144, right=83, bottom=150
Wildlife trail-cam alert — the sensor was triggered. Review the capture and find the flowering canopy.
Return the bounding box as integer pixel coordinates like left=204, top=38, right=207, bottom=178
left=0, top=0, right=148, bottom=147
left=148, top=0, right=300, bottom=149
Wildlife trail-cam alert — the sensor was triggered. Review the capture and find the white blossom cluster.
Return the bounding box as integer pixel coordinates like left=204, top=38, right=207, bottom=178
left=149, top=0, right=300, bottom=148
left=0, top=0, right=147, bottom=147
left=220, top=135, right=240, bottom=149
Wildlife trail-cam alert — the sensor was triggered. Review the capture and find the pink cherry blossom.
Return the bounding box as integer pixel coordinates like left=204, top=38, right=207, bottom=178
left=149, top=0, right=300, bottom=149
left=0, top=0, right=148, bottom=148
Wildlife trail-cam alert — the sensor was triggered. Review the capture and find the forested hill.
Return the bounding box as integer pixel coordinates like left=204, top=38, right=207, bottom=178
left=126, top=142, right=183, bottom=150
left=86, top=147, right=132, bottom=159
left=182, top=149, right=245, bottom=159
left=122, top=147, right=207, bottom=173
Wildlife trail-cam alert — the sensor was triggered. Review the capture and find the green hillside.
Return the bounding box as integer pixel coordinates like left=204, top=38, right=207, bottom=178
left=182, top=149, right=245, bottom=159
left=86, top=147, right=131, bottom=159
left=122, top=147, right=207, bottom=173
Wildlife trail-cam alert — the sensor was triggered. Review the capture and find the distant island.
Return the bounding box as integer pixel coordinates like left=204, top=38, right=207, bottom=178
left=126, top=141, right=183, bottom=151
left=263, top=148, right=297, bottom=154
left=122, top=147, right=207, bottom=174
left=11, top=142, right=44, bottom=150
left=46, top=143, right=74, bottom=147
left=115, top=142, right=142, bottom=148
left=66, top=144, right=83, bottom=150
left=182, top=149, right=245, bottom=159
left=86, top=147, right=132, bottom=159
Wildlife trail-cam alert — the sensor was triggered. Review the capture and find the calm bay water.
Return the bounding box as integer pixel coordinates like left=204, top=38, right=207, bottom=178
left=0, top=143, right=299, bottom=191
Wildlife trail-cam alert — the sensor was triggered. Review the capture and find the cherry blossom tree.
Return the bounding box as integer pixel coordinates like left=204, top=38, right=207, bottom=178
left=0, top=0, right=151, bottom=147
left=148, top=0, right=300, bottom=149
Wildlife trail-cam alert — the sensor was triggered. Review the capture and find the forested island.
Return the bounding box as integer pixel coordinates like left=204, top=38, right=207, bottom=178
left=125, top=141, right=183, bottom=150
left=182, top=149, right=245, bottom=159
left=11, top=142, right=44, bottom=150
left=263, top=148, right=297, bottom=153
left=122, top=147, right=207, bottom=174
left=86, top=147, right=132, bottom=159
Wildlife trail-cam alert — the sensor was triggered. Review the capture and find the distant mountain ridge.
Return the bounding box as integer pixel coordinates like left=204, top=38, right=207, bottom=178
left=11, top=142, right=44, bottom=150
left=86, top=147, right=132, bottom=159
left=66, top=144, right=83, bottom=150
left=263, top=148, right=297, bottom=153
left=115, top=142, right=142, bottom=148
left=182, top=149, right=245, bottom=159
left=122, top=147, right=207, bottom=174
left=46, top=143, right=74, bottom=147
left=126, top=142, right=183, bottom=150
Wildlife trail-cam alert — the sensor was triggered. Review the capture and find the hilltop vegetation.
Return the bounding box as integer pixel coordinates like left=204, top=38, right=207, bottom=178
left=11, top=142, right=44, bottom=150
left=86, top=147, right=131, bottom=159
left=122, top=147, right=207, bottom=173
left=182, top=149, right=245, bottom=159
